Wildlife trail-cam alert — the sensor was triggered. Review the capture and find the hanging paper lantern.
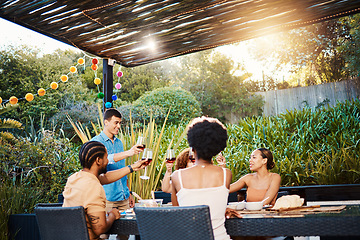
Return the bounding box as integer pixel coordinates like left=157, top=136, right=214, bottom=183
left=60, top=75, right=68, bottom=82
left=115, top=83, right=122, bottom=89
left=38, top=88, right=46, bottom=96
left=70, top=66, right=77, bottom=73
left=116, top=71, right=123, bottom=77
left=92, top=58, right=99, bottom=65
left=97, top=92, right=104, bottom=99
left=25, top=93, right=34, bottom=102
left=0, top=97, right=2, bottom=104
left=105, top=102, right=112, bottom=108
left=50, top=82, right=58, bottom=90
left=94, top=78, right=101, bottom=85
left=91, top=64, right=98, bottom=71
left=112, top=95, right=118, bottom=101
left=78, top=58, right=85, bottom=65
left=9, top=96, right=18, bottom=105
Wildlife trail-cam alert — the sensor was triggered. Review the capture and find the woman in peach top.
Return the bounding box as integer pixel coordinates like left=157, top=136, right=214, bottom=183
left=228, top=148, right=281, bottom=206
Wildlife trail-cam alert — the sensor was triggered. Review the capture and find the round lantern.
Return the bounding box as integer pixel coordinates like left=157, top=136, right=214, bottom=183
left=112, top=95, right=118, bottom=101
left=117, top=71, right=123, bottom=77
left=78, top=58, right=85, bottom=65
left=105, top=102, right=112, bottom=108
left=97, top=92, right=104, bottom=99
left=60, top=75, right=68, bottom=82
left=0, top=97, right=2, bottom=104
left=25, top=93, right=34, bottom=102
left=92, top=58, right=99, bottom=65
left=50, top=82, right=58, bottom=90
left=9, top=96, right=18, bottom=105
left=38, top=88, right=46, bottom=96
left=94, top=78, right=101, bottom=85
left=115, top=83, right=121, bottom=89
left=91, top=64, right=98, bottom=71
left=70, top=66, right=77, bottom=73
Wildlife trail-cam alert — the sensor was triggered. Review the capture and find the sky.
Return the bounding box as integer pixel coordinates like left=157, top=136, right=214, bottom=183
left=0, top=17, right=283, bottom=82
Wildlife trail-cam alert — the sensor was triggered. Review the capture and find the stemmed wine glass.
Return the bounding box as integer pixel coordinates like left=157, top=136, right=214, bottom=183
left=140, top=149, right=153, bottom=180
left=136, top=136, right=146, bottom=161
left=166, top=149, right=176, bottom=163
left=189, top=147, right=196, bottom=163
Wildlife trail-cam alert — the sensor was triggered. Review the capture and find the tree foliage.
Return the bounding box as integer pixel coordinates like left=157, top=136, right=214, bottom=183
left=162, top=50, right=264, bottom=121
left=250, top=13, right=360, bottom=86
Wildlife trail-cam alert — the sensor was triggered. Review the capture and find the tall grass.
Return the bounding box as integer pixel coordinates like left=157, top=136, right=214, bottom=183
left=0, top=182, right=42, bottom=240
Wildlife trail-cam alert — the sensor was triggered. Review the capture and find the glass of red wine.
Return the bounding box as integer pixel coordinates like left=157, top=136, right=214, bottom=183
left=136, top=136, right=146, bottom=150
left=140, top=149, right=152, bottom=180
left=166, top=149, right=176, bottom=163
left=189, top=147, right=196, bottom=163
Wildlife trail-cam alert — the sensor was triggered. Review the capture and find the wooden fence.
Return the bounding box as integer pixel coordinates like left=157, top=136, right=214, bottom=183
left=255, top=78, right=360, bottom=117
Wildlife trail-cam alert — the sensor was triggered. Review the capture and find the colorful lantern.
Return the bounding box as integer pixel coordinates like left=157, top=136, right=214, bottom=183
left=91, top=64, right=98, bottom=71
left=105, top=102, right=112, bottom=108
left=92, top=58, right=99, bottom=65
left=78, top=58, right=85, bottom=65
left=60, top=75, right=68, bottom=82
left=38, top=88, right=46, bottom=96
left=9, top=96, right=18, bottom=105
left=112, top=95, right=117, bottom=101
left=117, top=71, right=123, bottom=77
left=97, top=92, right=104, bottom=99
left=25, top=93, right=34, bottom=102
left=94, top=78, right=101, bottom=85
left=50, top=82, right=58, bottom=90
left=70, top=66, right=77, bottom=73
left=115, top=83, right=122, bottom=89
left=0, top=97, right=2, bottom=104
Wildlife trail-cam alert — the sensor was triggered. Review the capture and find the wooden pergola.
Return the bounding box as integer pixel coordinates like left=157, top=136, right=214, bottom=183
left=1, top=0, right=360, bottom=108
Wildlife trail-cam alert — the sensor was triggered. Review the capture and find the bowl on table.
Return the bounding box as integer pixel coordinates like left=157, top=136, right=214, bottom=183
left=138, top=199, right=163, bottom=207
left=245, top=201, right=263, bottom=211
left=228, top=201, right=246, bottom=210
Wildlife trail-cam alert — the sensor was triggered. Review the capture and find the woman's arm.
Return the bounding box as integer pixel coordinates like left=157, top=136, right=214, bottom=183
left=161, top=162, right=173, bottom=193
left=98, top=159, right=147, bottom=185
left=229, top=174, right=248, bottom=193
left=170, top=171, right=179, bottom=206
left=263, top=173, right=281, bottom=205
left=87, top=208, right=120, bottom=236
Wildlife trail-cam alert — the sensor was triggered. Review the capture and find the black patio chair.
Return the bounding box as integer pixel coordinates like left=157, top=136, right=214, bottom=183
left=35, top=205, right=89, bottom=240
left=134, top=205, right=214, bottom=240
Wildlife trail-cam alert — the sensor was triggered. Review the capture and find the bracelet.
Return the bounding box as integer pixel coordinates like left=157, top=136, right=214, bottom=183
left=128, top=165, right=134, bottom=173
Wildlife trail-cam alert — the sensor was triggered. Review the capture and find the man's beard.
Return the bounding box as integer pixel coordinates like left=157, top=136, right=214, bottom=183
left=99, top=165, right=107, bottom=175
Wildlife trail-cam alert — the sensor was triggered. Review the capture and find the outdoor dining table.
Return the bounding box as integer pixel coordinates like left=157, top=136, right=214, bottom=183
left=107, top=205, right=360, bottom=238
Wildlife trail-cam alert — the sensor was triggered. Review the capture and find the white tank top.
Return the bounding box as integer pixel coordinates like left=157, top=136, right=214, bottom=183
left=176, top=168, right=231, bottom=240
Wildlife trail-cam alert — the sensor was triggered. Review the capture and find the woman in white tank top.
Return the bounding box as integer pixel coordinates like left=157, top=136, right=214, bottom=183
left=171, top=116, right=232, bottom=240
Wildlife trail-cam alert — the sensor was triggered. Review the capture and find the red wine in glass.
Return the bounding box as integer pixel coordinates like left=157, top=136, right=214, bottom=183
left=189, top=147, right=195, bottom=163
left=138, top=144, right=146, bottom=150
left=166, top=157, right=176, bottom=163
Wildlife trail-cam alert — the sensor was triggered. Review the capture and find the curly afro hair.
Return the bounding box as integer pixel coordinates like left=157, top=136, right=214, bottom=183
left=187, top=116, right=227, bottom=161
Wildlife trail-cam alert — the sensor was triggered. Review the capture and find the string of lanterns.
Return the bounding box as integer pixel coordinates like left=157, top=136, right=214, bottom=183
left=0, top=53, right=123, bottom=108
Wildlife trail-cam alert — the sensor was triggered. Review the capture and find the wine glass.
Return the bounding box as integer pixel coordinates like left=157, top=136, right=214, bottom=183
left=140, top=149, right=152, bottom=180
left=136, top=136, right=146, bottom=150
left=136, top=136, right=146, bottom=161
left=166, top=149, right=176, bottom=163
left=189, top=147, right=196, bottom=163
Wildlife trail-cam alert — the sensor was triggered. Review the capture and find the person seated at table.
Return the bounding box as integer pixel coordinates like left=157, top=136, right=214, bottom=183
left=162, top=148, right=227, bottom=193
left=62, top=141, right=147, bottom=240
left=171, top=116, right=239, bottom=240
left=161, top=148, right=194, bottom=193
left=227, top=148, right=281, bottom=206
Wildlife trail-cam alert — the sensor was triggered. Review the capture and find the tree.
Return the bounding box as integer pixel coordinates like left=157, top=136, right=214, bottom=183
left=250, top=14, right=360, bottom=86
left=163, top=50, right=264, bottom=121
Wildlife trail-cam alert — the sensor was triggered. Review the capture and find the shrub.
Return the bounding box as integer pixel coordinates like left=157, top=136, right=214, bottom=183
left=132, top=87, right=202, bottom=124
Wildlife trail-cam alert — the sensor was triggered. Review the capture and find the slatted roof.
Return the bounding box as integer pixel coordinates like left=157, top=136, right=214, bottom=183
left=1, top=0, right=360, bottom=67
